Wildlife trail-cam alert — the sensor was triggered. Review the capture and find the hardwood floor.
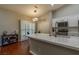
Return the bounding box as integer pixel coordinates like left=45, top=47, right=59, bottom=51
left=0, top=40, right=32, bottom=55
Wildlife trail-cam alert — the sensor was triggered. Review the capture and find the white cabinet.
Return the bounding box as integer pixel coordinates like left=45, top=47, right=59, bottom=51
left=52, top=15, right=79, bottom=27
left=52, top=15, right=79, bottom=36
left=52, top=17, right=68, bottom=27
left=68, top=16, right=78, bottom=27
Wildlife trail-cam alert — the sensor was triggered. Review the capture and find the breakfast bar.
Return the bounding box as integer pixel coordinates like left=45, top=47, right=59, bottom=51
left=28, top=33, right=79, bottom=55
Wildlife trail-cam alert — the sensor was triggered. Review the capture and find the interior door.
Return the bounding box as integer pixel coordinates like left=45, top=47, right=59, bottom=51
left=20, top=20, right=35, bottom=41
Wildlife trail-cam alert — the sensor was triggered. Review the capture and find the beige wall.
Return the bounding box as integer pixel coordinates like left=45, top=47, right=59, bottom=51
left=0, top=9, right=18, bottom=35
left=37, top=12, right=53, bottom=34
left=0, top=7, right=53, bottom=36
left=0, top=8, right=32, bottom=36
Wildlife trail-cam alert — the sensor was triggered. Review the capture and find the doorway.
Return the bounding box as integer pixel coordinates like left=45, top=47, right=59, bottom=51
left=20, top=20, right=35, bottom=41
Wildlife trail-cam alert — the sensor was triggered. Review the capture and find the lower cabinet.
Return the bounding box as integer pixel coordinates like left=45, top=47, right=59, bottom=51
left=30, top=38, right=79, bottom=55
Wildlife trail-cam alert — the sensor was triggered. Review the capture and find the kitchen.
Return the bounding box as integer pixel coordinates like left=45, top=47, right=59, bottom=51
left=27, top=4, right=79, bottom=55
left=0, top=4, right=79, bottom=55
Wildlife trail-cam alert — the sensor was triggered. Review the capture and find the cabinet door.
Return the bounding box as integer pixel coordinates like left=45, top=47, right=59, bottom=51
left=68, top=16, right=78, bottom=27
left=52, top=17, right=68, bottom=27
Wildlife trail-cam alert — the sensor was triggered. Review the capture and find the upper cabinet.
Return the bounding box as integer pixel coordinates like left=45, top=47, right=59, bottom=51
left=52, top=17, right=68, bottom=27
left=52, top=15, right=79, bottom=27
left=68, top=16, right=78, bottom=27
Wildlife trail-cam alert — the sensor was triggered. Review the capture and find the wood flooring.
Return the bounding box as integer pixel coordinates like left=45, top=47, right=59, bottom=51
left=0, top=40, right=32, bottom=55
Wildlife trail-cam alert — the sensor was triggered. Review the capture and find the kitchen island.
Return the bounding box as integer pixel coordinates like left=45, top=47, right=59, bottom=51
left=27, top=33, right=79, bottom=55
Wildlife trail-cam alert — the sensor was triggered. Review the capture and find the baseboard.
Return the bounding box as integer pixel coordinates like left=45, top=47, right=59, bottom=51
left=29, top=50, right=37, bottom=55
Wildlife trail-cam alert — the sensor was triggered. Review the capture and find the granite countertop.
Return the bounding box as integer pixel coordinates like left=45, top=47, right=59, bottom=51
left=27, top=33, right=79, bottom=51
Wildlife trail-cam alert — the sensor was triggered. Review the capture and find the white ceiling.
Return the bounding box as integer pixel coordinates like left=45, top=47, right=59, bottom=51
left=0, top=4, right=64, bottom=17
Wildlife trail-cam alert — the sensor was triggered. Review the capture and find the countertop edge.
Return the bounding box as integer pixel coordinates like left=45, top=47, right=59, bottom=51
left=28, top=36, right=79, bottom=51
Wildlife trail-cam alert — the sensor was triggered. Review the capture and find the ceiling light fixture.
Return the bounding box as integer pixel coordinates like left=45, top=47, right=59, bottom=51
left=34, top=5, right=38, bottom=8
left=34, top=9, right=37, bottom=13
left=32, top=17, right=38, bottom=22
left=34, top=5, right=38, bottom=13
